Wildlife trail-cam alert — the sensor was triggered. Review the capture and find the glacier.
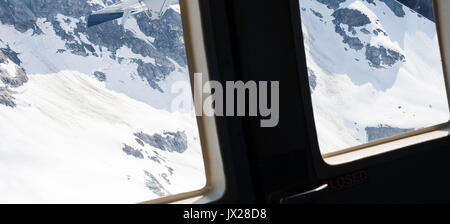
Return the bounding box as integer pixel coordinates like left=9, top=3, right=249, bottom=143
left=299, top=0, right=450, bottom=154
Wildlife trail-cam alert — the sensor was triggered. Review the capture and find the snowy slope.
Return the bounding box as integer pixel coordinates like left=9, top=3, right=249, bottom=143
left=0, top=15, right=189, bottom=111
left=0, top=0, right=205, bottom=203
left=299, top=0, right=450, bottom=154
left=0, top=71, right=205, bottom=203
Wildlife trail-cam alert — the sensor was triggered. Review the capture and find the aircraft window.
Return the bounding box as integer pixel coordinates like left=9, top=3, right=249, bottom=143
left=0, top=0, right=206, bottom=203
left=297, top=0, right=450, bottom=156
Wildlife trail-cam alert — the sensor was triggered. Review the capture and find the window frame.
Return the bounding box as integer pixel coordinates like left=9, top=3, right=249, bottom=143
left=290, top=0, right=450, bottom=179
left=140, top=0, right=226, bottom=204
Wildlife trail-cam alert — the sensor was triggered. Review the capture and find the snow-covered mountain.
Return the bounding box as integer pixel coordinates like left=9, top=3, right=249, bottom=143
left=0, top=0, right=205, bottom=203
left=299, top=0, right=450, bottom=154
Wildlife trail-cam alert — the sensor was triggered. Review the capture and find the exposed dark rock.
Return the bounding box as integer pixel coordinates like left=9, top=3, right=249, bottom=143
left=0, top=50, right=28, bottom=107
left=335, top=25, right=364, bottom=50
left=310, top=9, right=323, bottom=19
left=135, top=138, right=145, bottom=147
left=332, top=8, right=370, bottom=50
left=65, top=42, right=88, bottom=56
left=154, top=153, right=166, bottom=163
left=122, top=144, right=144, bottom=159
left=149, top=156, right=161, bottom=164
left=93, top=71, right=106, bottom=82
left=161, top=173, right=171, bottom=185
left=135, top=9, right=187, bottom=67
left=307, top=68, right=317, bottom=91
left=83, top=43, right=95, bottom=52
left=0, top=0, right=42, bottom=34
left=166, top=166, right=174, bottom=175
left=0, top=68, right=28, bottom=88
left=144, top=171, right=169, bottom=197
left=0, top=51, right=5, bottom=64
left=332, top=8, right=371, bottom=27
left=365, top=125, right=414, bottom=142
left=134, top=59, right=167, bottom=93
left=135, top=131, right=188, bottom=153
left=360, top=28, right=371, bottom=35
left=0, top=87, right=16, bottom=107
left=365, top=44, right=405, bottom=68
left=0, top=47, right=22, bottom=65
left=373, top=28, right=387, bottom=36
left=365, top=0, right=376, bottom=5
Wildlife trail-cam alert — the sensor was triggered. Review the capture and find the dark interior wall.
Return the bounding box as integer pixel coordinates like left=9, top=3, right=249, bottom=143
left=317, top=137, right=450, bottom=203
left=200, top=0, right=450, bottom=204
left=222, top=0, right=317, bottom=202
left=201, top=0, right=317, bottom=203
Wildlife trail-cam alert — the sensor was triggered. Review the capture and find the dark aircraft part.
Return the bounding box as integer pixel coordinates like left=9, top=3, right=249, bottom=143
left=87, top=12, right=124, bottom=27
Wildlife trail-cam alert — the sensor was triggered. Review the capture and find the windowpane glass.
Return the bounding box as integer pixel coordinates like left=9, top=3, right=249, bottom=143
left=0, top=0, right=205, bottom=203
left=298, top=0, right=450, bottom=155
